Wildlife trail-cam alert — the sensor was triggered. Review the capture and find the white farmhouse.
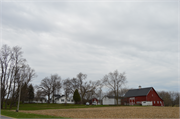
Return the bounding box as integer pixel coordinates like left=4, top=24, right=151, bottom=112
left=53, top=94, right=74, bottom=104
left=102, top=96, right=121, bottom=105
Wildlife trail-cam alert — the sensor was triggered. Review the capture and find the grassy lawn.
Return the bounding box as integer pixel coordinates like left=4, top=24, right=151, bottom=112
left=1, top=110, right=64, bottom=118
left=1, top=104, right=121, bottom=118
left=2, top=103, right=113, bottom=110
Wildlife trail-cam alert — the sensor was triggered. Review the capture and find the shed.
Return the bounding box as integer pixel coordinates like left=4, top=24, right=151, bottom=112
left=102, top=96, right=121, bottom=105
left=89, top=98, right=98, bottom=105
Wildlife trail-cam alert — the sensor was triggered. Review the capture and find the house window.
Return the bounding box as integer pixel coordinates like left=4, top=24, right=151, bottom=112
left=61, top=99, right=64, bottom=102
left=157, top=101, right=159, bottom=104
left=67, top=99, right=70, bottom=102
left=71, top=100, right=74, bottom=102
left=154, top=101, right=155, bottom=104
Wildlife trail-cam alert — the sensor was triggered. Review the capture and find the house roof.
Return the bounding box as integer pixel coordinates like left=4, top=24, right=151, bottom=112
left=53, top=94, right=65, bottom=99
left=124, top=87, right=153, bottom=97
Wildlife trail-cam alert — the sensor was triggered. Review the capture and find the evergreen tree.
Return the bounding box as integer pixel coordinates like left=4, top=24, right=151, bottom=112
left=28, top=84, right=34, bottom=102
left=20, top=82, right=28, bottom=103
left=73, top=89, right=81, bottom=104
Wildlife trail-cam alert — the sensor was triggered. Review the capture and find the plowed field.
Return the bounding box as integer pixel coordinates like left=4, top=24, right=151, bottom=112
left=20, top=106, right=179, bottom=118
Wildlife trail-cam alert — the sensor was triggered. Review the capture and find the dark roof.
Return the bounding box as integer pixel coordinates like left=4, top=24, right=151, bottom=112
left=124, top=87, right=152, bottom=97
left=53, top=94, right=65, bottom=99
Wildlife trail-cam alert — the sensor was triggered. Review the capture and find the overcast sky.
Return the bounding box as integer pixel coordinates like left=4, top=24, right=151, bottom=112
left=1, top=0, right=179, bottom=92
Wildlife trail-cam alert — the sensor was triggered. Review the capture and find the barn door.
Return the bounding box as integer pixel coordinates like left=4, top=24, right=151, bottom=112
left=129, top=97, right=135, bottom=105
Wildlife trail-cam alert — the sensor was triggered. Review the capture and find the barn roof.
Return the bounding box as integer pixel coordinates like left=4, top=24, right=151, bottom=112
left=124, top=87, right=153, bottom=97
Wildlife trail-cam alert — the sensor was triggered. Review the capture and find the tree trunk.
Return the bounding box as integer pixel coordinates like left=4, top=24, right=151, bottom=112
left=5, top=98, right=8, bottom=109
left=1, top=87, right=6, bottom=109
left=1, top=99, right=4, bottom=109
left=52, top=93, right=54, bottom=104
left=48, top=94, right=50, bottom=104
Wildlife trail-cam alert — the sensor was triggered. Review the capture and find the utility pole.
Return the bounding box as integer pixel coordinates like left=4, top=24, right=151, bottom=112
left=16, top=66, right=25, bottom=112
left=16, top=79, right=22, bottom=112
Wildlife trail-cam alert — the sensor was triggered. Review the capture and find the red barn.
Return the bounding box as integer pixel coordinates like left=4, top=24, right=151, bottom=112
left=123, top=86, right=164, bottom=106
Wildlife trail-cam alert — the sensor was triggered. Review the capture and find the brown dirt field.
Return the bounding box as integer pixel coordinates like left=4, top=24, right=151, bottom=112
left=20, top=106, right=179, bottom=118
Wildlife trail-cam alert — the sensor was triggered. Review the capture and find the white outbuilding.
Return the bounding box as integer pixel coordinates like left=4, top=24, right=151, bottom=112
left=102, top=96, right=121, bottom=105
left=141, top=101, right=153, bottom=106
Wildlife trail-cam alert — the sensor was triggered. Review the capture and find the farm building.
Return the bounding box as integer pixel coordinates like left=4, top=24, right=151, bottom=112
left=52, top=94, right=74, bottom=104
left=123, top=86, right=164, bottom=106
left=102, top=96, right=122, bottom=105
left=89, top=98, right=98, bottom=105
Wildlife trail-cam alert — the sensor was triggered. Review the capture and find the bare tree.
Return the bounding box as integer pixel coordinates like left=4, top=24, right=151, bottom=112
left=10, top=46, right=27, bottom=109
left=84, top=92, right=92, bottom=102
left=36, top=74, right=62, bottom=104
left=75, top=72, right=101, bottom=104
left=157, top=91, right=171, bottom=106
left=102, top=70, right=127, bottom=105
left=94, top=87, right=103, bottom=104
left=36, top=90, right=45, bottom=99
left=173, top=92, right=179, bottom=106
left=158, top=91, right=180, bottom=106
left=63, top=78, right=71, bottom=105
left=0, top=45, right=13, bottom=109
left=35, top=90, right=45, bottom=103
left=0, top=45, right=36, bottom=109
left=63, top=73, right=101, bottom=104
left=118, top=88, right=129, bottom=97
left=67, top=78, right=80, bottom=95
left=51, top=74, right=62, bottom=103
left=36, top=77, right=52, bottom=104
left=10, top=64, right=36, bottom=108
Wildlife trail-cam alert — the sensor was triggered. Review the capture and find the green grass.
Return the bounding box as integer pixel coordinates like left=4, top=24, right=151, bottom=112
left=1, top=110, right=65, bottom=118
left=3, top=103, right=113, bottom=110
left=1, top=103, right=122, bottom=118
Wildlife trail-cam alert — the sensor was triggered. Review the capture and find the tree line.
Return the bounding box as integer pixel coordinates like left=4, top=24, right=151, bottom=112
left=0, top=44, right=127, bottom=109
left=1, top=45, right=179, bottom=109
left=35, top=70, right=127, bottom=105
left=0, top=45, right=36, bottom=109
left=157, top=91, right=179, bottom=106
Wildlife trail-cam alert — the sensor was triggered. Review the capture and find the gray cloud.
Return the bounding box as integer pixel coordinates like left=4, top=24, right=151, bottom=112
left=2, top=1, right=179, bottom=92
